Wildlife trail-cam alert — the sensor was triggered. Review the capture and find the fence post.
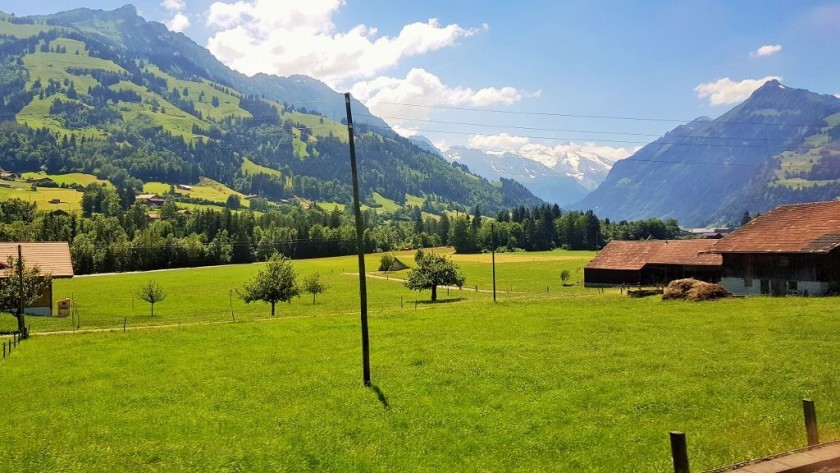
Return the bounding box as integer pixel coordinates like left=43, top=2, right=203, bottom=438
left=670, top=431, right=689, bottom=473
left=123, top=317, right=127, bottom=333
left=804, top=399, right=819, bottom=446
left=3, top=341, right=6, bottom=358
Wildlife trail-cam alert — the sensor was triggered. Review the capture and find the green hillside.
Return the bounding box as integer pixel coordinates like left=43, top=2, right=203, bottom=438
left=0, top=8, right=542, bottom=215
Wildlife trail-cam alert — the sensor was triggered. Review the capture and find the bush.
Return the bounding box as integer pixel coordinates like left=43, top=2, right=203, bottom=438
left=378, top=253, right=395, bottom=272
left=663, top=278, right=731, bottom=302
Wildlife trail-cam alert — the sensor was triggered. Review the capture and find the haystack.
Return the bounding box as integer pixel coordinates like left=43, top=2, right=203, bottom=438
left=662, top=278, right=731, bottom=301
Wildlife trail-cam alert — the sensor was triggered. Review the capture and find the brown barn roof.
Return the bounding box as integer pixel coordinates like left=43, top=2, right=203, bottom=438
left=709, top=200, right=840, bottom=254
left=0, top=242, right=74, bottom=278
left=586, top=240, right=722, bottom=270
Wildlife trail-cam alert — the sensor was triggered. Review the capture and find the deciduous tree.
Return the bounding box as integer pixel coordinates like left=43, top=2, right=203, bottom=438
left=0, top=255, right=51, bottom=335
left=137, top=280, right=166, bottom=317
left=239, top=253, right=299, bottom=316
left=405, top=250, right=465, bottom=302
left=301, top=272, right=327, bottom=304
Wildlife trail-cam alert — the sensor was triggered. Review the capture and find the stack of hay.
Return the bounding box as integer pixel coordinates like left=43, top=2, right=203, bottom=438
left=662, top=278, right=731, bottom=301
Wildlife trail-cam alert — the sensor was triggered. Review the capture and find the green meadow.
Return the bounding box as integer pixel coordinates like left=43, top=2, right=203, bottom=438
left=1, top=250, right=839, bottom=472
left=0, top=180, right=83, bottom=212
left=143, top=177, right=250, bottom=208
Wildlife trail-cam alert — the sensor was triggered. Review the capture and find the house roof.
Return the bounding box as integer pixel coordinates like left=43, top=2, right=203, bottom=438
left=709, top=200, right=840, bottom=254
left=586, top=240, right=722, bottom=271
left=0, top=242, right=74, bottom=278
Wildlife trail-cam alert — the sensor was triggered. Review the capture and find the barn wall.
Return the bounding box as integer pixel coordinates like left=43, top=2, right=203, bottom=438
left=583, top=268, right=642, bottom=287
left=721, top=252, right=839, bottom=296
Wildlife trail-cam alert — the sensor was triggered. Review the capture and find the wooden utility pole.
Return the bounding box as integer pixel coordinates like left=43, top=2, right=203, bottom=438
left=345, top=92, right=371, bottom=386
left=491, top=223, right=497, bottom=303
left=17, top=245, right=25, bottom=338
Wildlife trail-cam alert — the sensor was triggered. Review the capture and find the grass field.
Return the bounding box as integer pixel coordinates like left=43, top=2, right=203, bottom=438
left=0, top=180, right=83, bottom=212
left=143, top=177, right=250, bottom=208
left=2, top=250, right=840, bottom=471
left=241, top=157, right=283, bottom=178
left=20, top=171, right=111, bottom=188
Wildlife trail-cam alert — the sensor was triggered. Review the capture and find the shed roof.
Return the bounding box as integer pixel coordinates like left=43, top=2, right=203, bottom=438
left=0, top=242, right=74, bottom=278
left=709, top=200, right=840, bottom=254
left=586, top=240, right=722, bottom=271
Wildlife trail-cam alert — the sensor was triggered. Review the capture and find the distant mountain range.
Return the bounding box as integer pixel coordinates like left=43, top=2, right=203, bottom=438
left=574, top=80, right=840, bottom=226
left=408, top=138, right=624, bottom=206
left=438, top=146, right=590, bottom=206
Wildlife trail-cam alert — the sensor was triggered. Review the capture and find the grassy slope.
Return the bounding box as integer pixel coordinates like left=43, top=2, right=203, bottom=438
left=0, top=18, right=57, bottom=37
left=240, top=157, right=282, bottom=178
left=0, top=180, right=82, bottom=212
left=0, top=250, right=839, bottom=471
left=20, top=171, right=110, bottom=187
left=283, top=110, right=347, bottom=141
left=143, top=177, right=250, bottom=208
left=141, top=64, right=251, bottom=122
left=17, top=42, right=124, bottom=139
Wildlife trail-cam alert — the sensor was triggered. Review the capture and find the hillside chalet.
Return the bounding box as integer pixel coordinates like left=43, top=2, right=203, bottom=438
left=0, top=242, right=74, bottom=316
left=584, top=239, right=722, bottom=287
left=707, top=200, right=840, bottom=296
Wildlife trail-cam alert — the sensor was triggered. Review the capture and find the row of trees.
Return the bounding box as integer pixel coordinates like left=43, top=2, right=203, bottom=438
left=0, top=194, right=684, bottom=275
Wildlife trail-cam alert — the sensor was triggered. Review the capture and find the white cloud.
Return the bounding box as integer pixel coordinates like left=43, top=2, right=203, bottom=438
left=750, top=44, right=782, bottom=57
left=468, top=133, right=531, bottom=152
left=694, top=76, right=782, bottom=106
left=162, top=0, right=186, bottom=11
left=351, top=68, right=526, bottom=133
left=835, top=93, right=840, bottom=99
left=205, top=0, right=480, bottom=86
left=161, top=0, right=190, bottom=32
left=166, top=13, right=191, bottom=32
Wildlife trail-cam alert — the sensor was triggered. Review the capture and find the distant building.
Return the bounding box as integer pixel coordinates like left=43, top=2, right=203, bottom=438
left=177, top=184, right=193, bottom=191
left=681, top=227, right=733, bottom=239
left=584, top=240, right=722, bottom=287
left=707, top=200, right=840, bottom=296
left=28, top=177, right=56, bottom=187
left=135, top=193, right=165, bottom=207
left=0, top=171, right=18, bottom=180
left=0, top=242, right=74, bottom=316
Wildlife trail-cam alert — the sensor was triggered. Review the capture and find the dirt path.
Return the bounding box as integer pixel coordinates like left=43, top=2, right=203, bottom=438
left=344, top=272, right=526, bottom=294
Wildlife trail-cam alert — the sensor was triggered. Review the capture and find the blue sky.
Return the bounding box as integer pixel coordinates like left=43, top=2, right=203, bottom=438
left=4, top=1, right=840, bottom=161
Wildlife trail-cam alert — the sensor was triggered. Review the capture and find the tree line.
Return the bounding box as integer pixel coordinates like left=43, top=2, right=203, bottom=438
left=0, top=189, right=683, bottom=275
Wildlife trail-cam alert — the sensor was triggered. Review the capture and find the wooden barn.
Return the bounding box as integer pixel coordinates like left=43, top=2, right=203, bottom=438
left=708, top=200, right=840, bottom=296
left=584, top=240, right=722, bottom=287
left=0, top=242, right=74, bottom=316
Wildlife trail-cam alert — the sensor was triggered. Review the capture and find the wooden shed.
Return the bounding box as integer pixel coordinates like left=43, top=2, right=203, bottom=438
left=707, top=200, right=840, bottom=296
left=584, top=240, right=722, bottom=287
left=0, top=242, right=74, bottom=316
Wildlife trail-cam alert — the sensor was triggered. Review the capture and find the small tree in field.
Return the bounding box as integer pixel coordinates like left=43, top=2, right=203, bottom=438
left=0, top=256, right=51, bottom=336
left=301, top=272, right=327, bottom=304
left=239, top=253, right=299, bottom=316
left=405, top=250, right=465, bottom=302
left=560, top=269, right=571, bottom=286
left=378, top=253, right=396, bottom=272
left=137, top=280, right=166, bottom=316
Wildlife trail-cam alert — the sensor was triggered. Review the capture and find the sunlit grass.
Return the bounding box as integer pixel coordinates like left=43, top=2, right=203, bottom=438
left=1, top=250, right=839, bottom=471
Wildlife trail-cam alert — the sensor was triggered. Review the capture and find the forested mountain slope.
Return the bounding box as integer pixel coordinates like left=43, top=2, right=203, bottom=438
left=0, top=5, right=542, bottom=214
left=575, top=80, right=840, bottom=226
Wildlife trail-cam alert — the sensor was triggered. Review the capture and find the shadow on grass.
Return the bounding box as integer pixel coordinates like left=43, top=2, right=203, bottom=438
left=415, top=298, right=465, bottom=306
left=369, top=384, right=390, bottom=410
